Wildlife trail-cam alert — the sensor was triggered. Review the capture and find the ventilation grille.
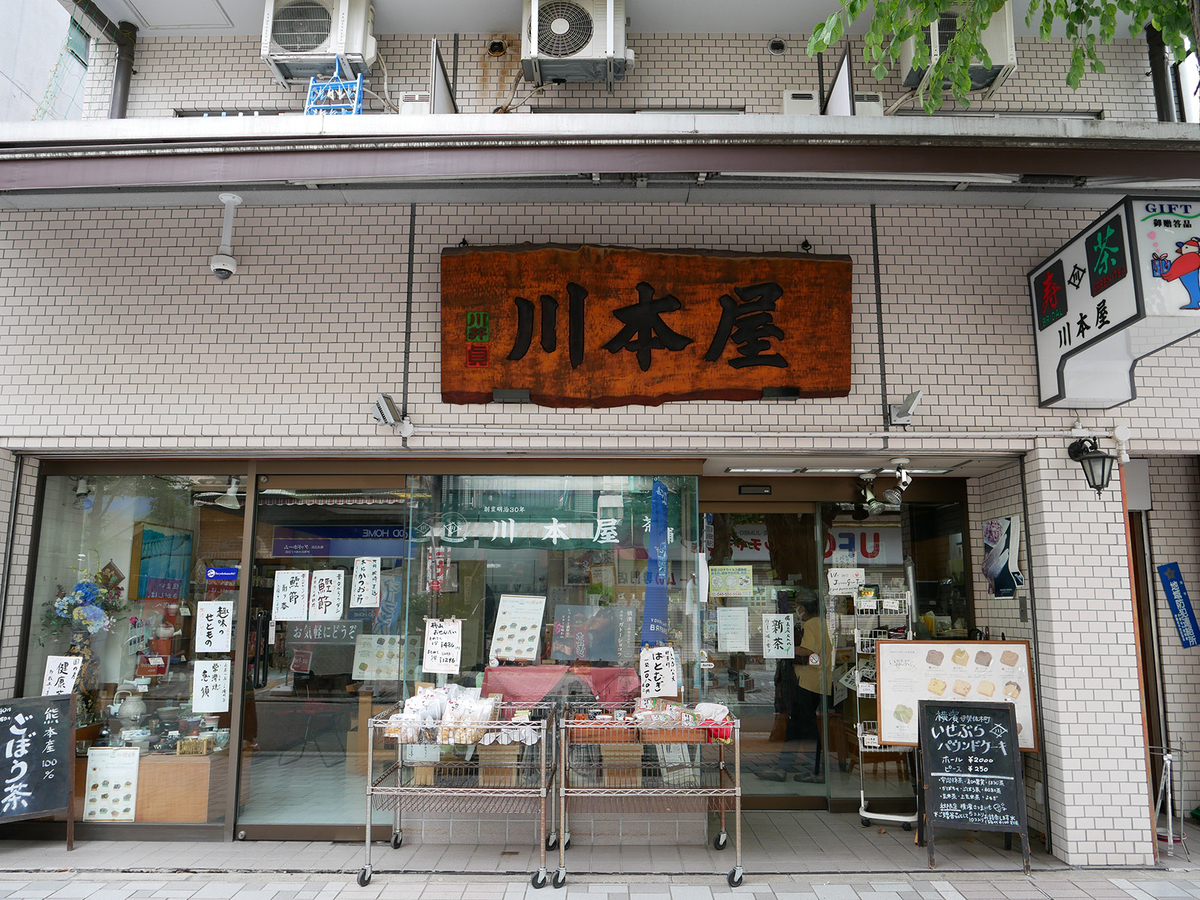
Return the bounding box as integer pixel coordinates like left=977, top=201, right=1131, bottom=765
left=272, top=0, right=333, bottom=52
left=935, top=12, right=957, bottom=53
left=534, top=1, right=594, bottom=57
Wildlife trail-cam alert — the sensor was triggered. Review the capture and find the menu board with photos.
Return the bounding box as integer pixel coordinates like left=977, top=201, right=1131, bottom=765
left=877, top=640, right=1038, bottom=751
left=490, top=594, right=546, bottom=663
left=83, top=747, right=140, bottom=822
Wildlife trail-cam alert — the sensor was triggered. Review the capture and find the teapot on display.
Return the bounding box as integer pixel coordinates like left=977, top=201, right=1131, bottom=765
left=108, top=683, right=148, bottom=726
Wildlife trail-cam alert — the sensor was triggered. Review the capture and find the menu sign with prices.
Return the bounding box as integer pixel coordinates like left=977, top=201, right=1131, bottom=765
left=918, top=700, right=1030, bottom=874
left=422, top=618, right=463, bottom=675
left=761, top=614, right=795, bottom=659
left=41, top=657, right=83, bottom=696
left=83, top=746, right=139, bottom=823
left=876, top=640, right=1038, bottom=751
left=639, top=646, right=679, bottom=699
left=192, top=660, right=231, bottom=713
left=490, top=594, right=547, bottom=663
left=309, top=570, right=345, bottom=620
left=272, top=570, right=310, bottom=621
left=350, top=557, right=381, bottom=608
left=0, top=695, right=75, bottom=849
left=195, top=600, right=234, bottom=653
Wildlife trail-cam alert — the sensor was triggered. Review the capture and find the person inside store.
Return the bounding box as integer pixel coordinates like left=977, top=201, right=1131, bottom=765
left=790, top=595, right=832, bottom=782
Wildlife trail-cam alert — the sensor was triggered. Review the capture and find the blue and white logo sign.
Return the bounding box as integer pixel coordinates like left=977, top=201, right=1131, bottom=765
left=1157, top=562, right=1200, bottom=648
left=206, top=567, right=239, bottom=581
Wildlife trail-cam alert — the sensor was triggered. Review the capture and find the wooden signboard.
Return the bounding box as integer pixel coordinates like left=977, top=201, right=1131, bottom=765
left=0, top=694, right=76, bottom=850
left=441, top=244, right=853, bottom=408
left=877, top=640, right=1038, bottom=752
left=918, top=700, right=1030, bottom=873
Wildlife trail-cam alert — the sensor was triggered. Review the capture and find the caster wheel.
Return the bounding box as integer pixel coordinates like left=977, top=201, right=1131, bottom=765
left=531, top=871, right=548, bottom=889
left=552, top=869, right=567, bottom=889
left=903, top=823, right=912, bottom=832
left=727, top=868, right=743, bottom=888
left=562, top=836, right=571, bottom=851
left=545, top=834, right=558, bottom=851
left=391, top=832, right=403, bottom=849
left=861, top=818, right=871, bottom=828
left=713, top=832, right=728, bottom=850
left=357, top=868, right=372, bottom=887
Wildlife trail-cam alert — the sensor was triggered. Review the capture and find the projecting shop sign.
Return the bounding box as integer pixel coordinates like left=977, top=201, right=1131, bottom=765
left=440, top=244, right=853, bottom=408
left=1029, top=196, right=1200, bottom=408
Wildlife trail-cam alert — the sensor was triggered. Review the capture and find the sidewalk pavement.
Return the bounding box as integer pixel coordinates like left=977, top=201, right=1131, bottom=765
left=2, top=836, right=1200, bottom=900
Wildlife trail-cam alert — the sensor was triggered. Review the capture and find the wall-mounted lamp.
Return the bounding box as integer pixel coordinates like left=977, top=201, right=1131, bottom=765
left=1067, top=438, right=1115, bottom=497
left=881, top=457, right=912, bottom=505
left=214, top=477, right=242, bottom=510
left=889, top=390, right=924, bottom=426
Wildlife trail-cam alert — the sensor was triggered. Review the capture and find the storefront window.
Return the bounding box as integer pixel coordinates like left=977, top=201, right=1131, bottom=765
left=22, top=474, right=245, bottom=825
left=238, top=474, right=699, bottom=828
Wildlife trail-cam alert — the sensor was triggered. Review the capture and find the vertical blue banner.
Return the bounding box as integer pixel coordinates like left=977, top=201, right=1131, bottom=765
left=1157, top=562, right=1200, bottom=648
left=640, top=478, right=670, bottom=647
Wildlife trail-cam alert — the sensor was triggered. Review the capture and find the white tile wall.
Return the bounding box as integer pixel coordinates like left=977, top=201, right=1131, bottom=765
left=0, top=454, right=39, bottom=700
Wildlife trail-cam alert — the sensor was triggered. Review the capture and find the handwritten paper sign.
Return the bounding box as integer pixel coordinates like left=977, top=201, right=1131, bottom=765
left=309, top=570, right=345, bottom=620
left=827, top=567, right=865, bottom=597
left=272, top=570, right=309, bottom=621
left=191, top=660, right=231, bottom=713
left=490, top=594, right=547, bottom=663
left=41, top=657, right=83, bottom=696
left=716, top=606, right=750, bottom=653
left=761, top=614, right=795, bottom=659
left=83, top=747, right=139, bottom=823
left=708, top=565, right=753, bottom=598
left=639, top=645, right=679, bottom=698
left=195, top=600, right=233, bottom=654
left=350, top=557, right=381, bottom=608
left=422, top=618, right=463, bottom=675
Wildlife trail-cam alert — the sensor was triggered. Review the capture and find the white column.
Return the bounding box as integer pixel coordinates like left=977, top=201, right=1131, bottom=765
left=1024, top=442, right=1156, bottom=866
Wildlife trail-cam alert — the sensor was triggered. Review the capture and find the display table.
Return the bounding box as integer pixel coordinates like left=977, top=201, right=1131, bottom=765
left=73, top=750, right=242, bottom=823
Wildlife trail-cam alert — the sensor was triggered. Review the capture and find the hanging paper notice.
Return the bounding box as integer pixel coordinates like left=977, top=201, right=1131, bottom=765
left=83, top=748, right=140, bottom=822
left=192, top=660, right=231, bottom=713
left=41, top=656, right=82, bottom=696
left=708, top=565, right=753, bottom=598
left=195, top=600, right=234, bottom=653
left=761, top=614, right=795, bottom=659
left=639, top=645, right=679, bottom=699
left=827, top=567, right=865, bottom=597
left=272, top=570, right=309, bottom=621
left=350, top=557, right=381, bottom=608
left=717, top=607, right=750, bottom=652
left=423, top=618, right=463, bottom=675
left=309, top=570, right=345, bottom=620
left=490, top=594, right=547, bottom=663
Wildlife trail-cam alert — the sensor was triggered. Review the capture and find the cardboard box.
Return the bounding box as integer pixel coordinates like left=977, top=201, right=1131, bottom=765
left=600, top=742, right=643, bottom=787
left=477, top=743, right=521, bottom=787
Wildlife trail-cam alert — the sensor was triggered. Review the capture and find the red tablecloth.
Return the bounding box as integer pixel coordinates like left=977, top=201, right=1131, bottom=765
left=481, top=665, right=639, bottom=704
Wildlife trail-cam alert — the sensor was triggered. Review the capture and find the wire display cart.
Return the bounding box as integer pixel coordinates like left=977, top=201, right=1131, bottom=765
left=359, top=701, right=559, bottom=888
left=853, top=588, right=917, bottom=831
left=555, top=709, right=743, bottom=888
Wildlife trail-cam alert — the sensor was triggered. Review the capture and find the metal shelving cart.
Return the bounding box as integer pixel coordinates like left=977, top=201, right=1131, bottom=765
left=852, top=588, right=917, bottom=831
left=359, top=700, right=559, bottom=888
left=555, top=709, right=743, bottom=889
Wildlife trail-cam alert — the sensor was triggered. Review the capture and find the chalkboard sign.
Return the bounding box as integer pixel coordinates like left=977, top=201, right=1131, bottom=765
left=0, top=694, right=76, bottom=850
left=918, top=700, right=1029, bottom=874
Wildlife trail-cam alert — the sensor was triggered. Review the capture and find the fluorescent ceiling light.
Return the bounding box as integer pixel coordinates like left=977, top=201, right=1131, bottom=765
left=796, top=467, right=874, bottom=475
left=724, top=467, right=801, bottom=474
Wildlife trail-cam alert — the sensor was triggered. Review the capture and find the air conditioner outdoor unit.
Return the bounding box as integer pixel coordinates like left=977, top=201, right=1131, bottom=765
left=854, top=92, right=884, bottom=115
left=262, top=0, right=377, bottom=85
left=521, top=0, right=635, bottom=88
left=898, top=3, right=1016, bottom=99
left=782, top=89, right=820, bottom=115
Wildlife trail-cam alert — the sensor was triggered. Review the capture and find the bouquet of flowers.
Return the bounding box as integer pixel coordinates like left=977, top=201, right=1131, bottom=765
left=42, top=564, right=128, bottom=639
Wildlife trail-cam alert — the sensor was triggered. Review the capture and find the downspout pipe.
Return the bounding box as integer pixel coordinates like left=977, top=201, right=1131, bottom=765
left=109, top=20, right=138, bottom=119
left=1146, top=25, right=1178, bottom=123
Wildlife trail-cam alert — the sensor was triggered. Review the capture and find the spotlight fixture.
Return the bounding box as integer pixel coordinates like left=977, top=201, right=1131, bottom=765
left=1067, top=438, right=1116, bottom=497
left=214, top=477, right=241, bottom=510
left=73, top=477, right=93, bottom=510
left=856, top=474, right=886, bottom=518
left=889, top=390, right=924, bottom=427
left=881, top=458, right=913, bottom=505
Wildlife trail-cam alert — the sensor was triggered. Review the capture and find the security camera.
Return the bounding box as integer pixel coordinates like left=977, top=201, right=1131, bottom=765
left=210, top=254, right=237, bottom=280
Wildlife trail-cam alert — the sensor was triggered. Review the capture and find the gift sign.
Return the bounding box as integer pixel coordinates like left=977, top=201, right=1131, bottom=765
left=350, top=557, right=381, bottom=608
left=639, top=645, right=679, bottom=699
left=272, top=570, right=309, bottom=621
left=41, top=656, right=83, bottom=696
left=309, top=570, right=344, bottom=620
left=422, top=618, right=462, bottom=675
left=195, top=600, right=233, bottom=653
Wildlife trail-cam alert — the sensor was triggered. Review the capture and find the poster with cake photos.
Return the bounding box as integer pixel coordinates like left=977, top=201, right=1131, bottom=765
left=489, top=594, right=546, bottom=663
left=876, top=640, right=1037, bottom=751
left=83, top=748, right=140, bottom=822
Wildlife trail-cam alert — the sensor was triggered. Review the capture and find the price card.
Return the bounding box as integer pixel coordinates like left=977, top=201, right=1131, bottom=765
left=422, top=618, right=462, bottom=675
